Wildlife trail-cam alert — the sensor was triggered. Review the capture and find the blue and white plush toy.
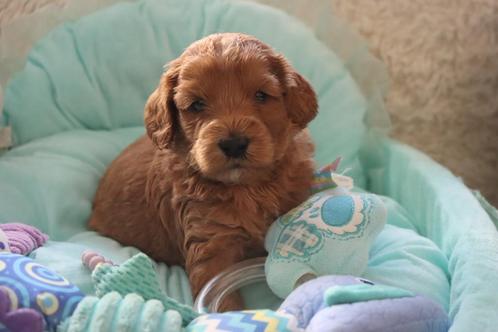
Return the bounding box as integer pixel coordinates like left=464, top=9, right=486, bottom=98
left=264, top=160, right=387, bottom=298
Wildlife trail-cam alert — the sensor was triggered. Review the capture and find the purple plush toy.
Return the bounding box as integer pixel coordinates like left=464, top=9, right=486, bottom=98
left=0, top=223, right=84, bottom=332
left=0, top=223, right=48, bottom=255
left=0, top=289, right=44, bottom=332
left=279, top=275, right=450, bottom=332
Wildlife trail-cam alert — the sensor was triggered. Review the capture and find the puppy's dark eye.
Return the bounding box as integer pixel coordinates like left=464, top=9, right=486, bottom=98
left=255, top=91, right=268, bottom=103
left=188, top=100, right=206, bottom=113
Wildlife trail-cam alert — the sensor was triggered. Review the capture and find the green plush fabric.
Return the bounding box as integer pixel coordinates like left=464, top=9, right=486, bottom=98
left=370, top=141, right=498, bottom=332
left=0, top=128, right=143, bottom=240
left=363, top=224, right=450, bottom=310
left=2, top=0, right=369, bottom=183
left=30, top=228, right=194, bottom=305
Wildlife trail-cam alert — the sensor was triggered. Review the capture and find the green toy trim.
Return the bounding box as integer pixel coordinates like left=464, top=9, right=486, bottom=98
left=324, top=284, right=414, bottom=306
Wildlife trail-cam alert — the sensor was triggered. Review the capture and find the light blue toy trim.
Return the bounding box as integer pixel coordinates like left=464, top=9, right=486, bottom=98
left=324, top=284, right=414, bottom=306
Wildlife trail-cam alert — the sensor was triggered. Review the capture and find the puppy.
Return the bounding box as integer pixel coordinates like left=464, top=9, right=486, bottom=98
left=89, top=33, right=318, bottom=308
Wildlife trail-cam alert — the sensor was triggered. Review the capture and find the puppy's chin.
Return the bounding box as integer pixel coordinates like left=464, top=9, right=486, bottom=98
left=208, top=164, right=273, bottom=185
left=213, top=167, right=245, bottom=184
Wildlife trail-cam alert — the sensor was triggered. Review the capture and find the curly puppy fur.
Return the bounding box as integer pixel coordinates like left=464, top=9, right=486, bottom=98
left=89, top=33, right=318, bottom=306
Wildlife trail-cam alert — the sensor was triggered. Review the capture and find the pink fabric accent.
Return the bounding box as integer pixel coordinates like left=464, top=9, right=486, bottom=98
left=82, top=250, right=115, bottom=271
left=0, top=223, right=48, bottom=255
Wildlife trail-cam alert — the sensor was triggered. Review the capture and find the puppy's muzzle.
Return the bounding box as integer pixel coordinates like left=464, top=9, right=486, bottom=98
left=218, top=135, right=250, bottom=158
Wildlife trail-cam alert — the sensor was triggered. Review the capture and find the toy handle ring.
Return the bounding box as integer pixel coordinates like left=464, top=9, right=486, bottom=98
left=194, top=257, right=266, bottom=313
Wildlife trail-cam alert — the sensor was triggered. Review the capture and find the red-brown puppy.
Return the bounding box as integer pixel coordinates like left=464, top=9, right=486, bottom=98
left=89, top=33, right=318, bottom=308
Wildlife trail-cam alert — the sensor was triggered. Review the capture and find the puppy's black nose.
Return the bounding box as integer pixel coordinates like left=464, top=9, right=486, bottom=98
left=218, top=136, right=250, bottom=158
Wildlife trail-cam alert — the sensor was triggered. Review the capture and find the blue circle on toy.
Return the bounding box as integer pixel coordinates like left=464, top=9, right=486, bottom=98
left=321, top=195, right=355, bottom=226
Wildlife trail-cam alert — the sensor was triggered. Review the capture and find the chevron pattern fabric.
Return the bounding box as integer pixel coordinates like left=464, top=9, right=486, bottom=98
left=186, top=310, right=302, bottom=332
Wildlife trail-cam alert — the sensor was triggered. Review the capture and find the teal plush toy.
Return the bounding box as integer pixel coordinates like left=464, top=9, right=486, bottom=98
left=264, top=161, right=387, bottom=298
left=80, top=251, right=199, bottom=327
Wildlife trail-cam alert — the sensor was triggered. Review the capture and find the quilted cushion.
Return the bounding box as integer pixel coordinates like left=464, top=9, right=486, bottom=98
left=0, top=0, right=454, bottom=327
left=2, top=0, right=369, bottom=181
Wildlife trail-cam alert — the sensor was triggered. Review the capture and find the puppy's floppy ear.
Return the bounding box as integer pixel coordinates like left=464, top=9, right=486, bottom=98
left=285, top=71, right=318, bottom=128
left=271, top=55, right=318, bottom=129
left=144, top=59, right=181, bottom=150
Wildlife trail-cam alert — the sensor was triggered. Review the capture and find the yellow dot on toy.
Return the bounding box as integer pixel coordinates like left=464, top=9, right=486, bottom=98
left=36, top=292, right=59, bottom=315
left=0, top=260, right=6, bottom=271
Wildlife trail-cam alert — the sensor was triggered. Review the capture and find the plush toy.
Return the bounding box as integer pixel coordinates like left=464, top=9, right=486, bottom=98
left=0, top=223, right=48, bottom=255
left=58, top=292, right=183, bottom=332
left=185, top=276, right=449, bottom=332
left=60, top=250, right=450, bottom=332
left=0, top=224, right=84, bottom=332
left=278, top=275, right=450, bottom=332
left=0, top=289, right=44, bottom=332
left=62, top=292, right=301, bottom=332
left=81, top=250, right=199, bottom=326
left=0, top=246, right=195, bottom=332
left=63, top=251, right=301, bottom=332
left=264, top=161, right=387, bottom=298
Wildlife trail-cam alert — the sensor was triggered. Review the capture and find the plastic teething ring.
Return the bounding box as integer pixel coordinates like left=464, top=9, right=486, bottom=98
left=194, top=257, right=266, bottom=313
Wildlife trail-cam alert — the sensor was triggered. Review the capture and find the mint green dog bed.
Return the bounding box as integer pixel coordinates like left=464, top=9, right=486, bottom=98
left=0, top=0, right=497, bottom=331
